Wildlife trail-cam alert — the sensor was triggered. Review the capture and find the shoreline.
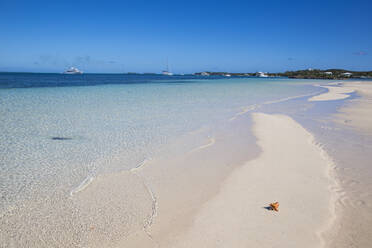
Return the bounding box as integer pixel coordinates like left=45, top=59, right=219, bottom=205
left=326, top=81, right=372, bottom=247
left=334, top=81, right=372, bottom=134
left=308, top=84, right=355, bottom=102
left=3, top=79, right=372, bottom=247
left=300, top=80, right=372, bottom=247
left=148, top=113, right=337, bottom=247
left=63, top=112, right=262, bottom=247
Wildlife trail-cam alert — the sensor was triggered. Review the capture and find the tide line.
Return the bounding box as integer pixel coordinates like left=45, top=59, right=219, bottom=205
left=229, top=90, right=323, bottom=121
left=189, top=137, right=216, bottom=153
left=229, top=105, right=258, bottom=121
left=129, top=160, right=159, bottom=246
left=70, top=176, right=95, bottom=196
left=309, top=85, right=355, bottom=101
left=131, top=158, right=151, bottom=172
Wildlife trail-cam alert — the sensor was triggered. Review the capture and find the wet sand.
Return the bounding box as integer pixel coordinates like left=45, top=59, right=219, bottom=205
left=303, top=80, right=372, bottom=248
left=325, top=81, right=372, bottom=248
left=334, top=81, right=372, bottom=134
left=120, top=113, right=337, bottom=247
left=157, top=113, right=336, bottom=247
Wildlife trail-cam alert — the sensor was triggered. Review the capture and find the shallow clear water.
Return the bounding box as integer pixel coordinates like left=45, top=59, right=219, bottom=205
left=1, top=74, right=331, bottom=246
left=0, top=75, right=322, bottom=206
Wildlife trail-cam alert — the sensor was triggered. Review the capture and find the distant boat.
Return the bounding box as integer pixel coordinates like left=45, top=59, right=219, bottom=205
left=224, top=74, right=231, bottom=77
left=63, top=67, right=83, bottom=74
left=162, top=70, right=173, bottom=76
left=257, top=72, right=268, bottom=77
left=162, top=58, right=173, bottom=76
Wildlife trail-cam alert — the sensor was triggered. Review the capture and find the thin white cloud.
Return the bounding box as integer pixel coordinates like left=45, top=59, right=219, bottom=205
left=353, top=51, right=368, bottom=56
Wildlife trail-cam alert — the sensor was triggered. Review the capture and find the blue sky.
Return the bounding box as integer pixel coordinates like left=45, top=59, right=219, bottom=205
left=1, top=0, right=371, bottom=73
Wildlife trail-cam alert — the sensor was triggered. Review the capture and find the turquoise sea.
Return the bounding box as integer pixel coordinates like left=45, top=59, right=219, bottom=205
left=0, top=74, right=323, bottom=206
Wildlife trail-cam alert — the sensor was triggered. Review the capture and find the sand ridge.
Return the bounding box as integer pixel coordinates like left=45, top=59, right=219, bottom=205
left=309, top=85, right=355, bottom=101
left=334, top=81, right=372, bottom=134
left=159, top=113, right=336, bottom=248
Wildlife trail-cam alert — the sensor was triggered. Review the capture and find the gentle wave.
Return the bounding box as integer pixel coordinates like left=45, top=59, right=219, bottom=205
left=70, top=176, right=95, bottom=196
left=262, top=90, right=324, bottom=105
left=189, top=137, right=216, bottom=153
left=310, top=139, right=341, bottom=248
left=229, top=105, right=258, bottom=121
left=229, top=90, right=324, bottom=121
left=129, top=160, right=158, bottom=238
left=130, top=158, right=151, bottom=172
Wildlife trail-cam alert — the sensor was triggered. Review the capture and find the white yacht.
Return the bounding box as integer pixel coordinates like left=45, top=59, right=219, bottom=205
left=63, top=67, right=83, bottom=74
left=257, top=72, right=268, bottom=77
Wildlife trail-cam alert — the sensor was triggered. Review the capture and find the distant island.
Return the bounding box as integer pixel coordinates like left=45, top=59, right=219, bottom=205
left=194, top=69, right=372, bottom=79
left=276, top=69, right=372, bottom=79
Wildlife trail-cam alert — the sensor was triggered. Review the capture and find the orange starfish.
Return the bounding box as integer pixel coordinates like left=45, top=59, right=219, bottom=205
left=270, top=202, right=279, bottom=211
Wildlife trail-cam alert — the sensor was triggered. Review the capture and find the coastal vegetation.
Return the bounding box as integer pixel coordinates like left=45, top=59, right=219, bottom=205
left=275, top=69, right=372, bottom=79
left=194, top=69, right=372, bottom=79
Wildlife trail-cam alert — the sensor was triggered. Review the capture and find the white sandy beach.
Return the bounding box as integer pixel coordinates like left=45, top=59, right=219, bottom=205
left=308, top=85, right=355, bottom=101
left=309, top=81, right=372, bottom=133
left=334, top=81, right=372, bottom=134
left=306, top=81, right=372, bottom=248
left=156, top=113, right=335, bottom=248
left=120, top=113, right=337, bottom=248
left=329, top=81, right=372, bottom=248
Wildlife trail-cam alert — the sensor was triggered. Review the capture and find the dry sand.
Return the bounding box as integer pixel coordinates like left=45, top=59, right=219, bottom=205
left=308, top=85, right=355, bottom=101
left=327, top=81, right=372, bottom=248
left=136, top=113, right=337, bottom=248
left=310, top=80, right=372, bottom=134
left=304, top=80, right=372, bottom=247
left=334, top=81, right=372, bottom=134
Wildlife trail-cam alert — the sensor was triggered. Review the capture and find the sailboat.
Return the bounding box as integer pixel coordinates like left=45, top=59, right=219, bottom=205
left=162, top=58, right=173, bottom=76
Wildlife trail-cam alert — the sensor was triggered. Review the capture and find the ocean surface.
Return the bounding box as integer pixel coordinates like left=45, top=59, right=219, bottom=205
left=0, top=73, right=323, bottom=205
left=2, top=73, right=362, bottom=246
